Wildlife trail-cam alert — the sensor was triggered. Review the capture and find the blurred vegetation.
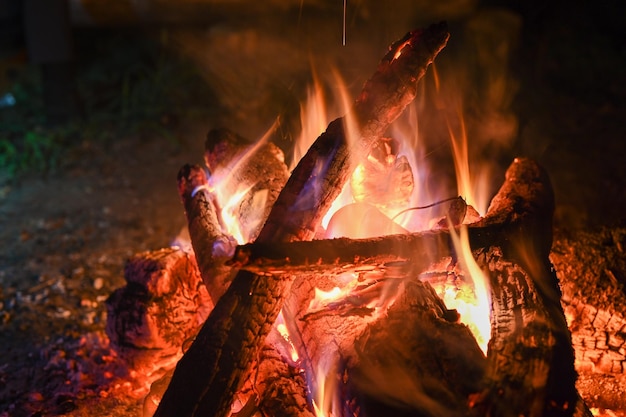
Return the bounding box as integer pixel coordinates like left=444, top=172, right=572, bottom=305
left=0, top=28, right=216, bottom=181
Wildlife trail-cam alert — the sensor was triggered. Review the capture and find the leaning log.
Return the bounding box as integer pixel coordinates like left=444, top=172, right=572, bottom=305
left=154, top=22, right=450, bottom=417
left=177, top=163, right=236, bottom=301
left=256, top=21, right=450, bottom=243
left=239, top=158, right=583, bottom=416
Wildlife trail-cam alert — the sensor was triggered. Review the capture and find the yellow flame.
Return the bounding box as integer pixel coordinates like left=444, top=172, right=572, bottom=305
left=210, top=121, right=279, bottom=244
left=307, top=287, right=344, bottom=313
left=292, top=74, right=330, bottom=171
left=448, top=224, right=492, bottom=354
left=312, top=360, right=338, bottom=417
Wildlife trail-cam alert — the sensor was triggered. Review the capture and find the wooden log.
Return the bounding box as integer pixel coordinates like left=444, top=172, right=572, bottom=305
left=153, top=269, right=293, bottom=417
left=347, top=280, right=487, bottom=417
left=154, top=23, right=450, bottom=417
left=233, top=158, right=553, bottom=266
left=106, top=247, right=211, bottom=377
left=256, top=22, right=450, bottom=243
left=204, top=128, right=289, bottom=243
left=177, top=163, right=236, bottom=302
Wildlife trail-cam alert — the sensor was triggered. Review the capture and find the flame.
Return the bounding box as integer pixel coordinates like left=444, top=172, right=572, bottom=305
left=448, top=224, right=492, bottom=354
left=209, top=121, right=278, bottom=244
left=275, top=310, right=299, bottom=364
left=311, top=359, right=339, bottom=417
left=307, top=286, right=345, bottom=313
left=447, top=110, right=491, bottom=216
left=291, top=74, right=330, bottom=171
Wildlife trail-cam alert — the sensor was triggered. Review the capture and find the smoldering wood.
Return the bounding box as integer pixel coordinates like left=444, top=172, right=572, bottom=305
left=234, top=158, right=552, bottom=266
left=177, top=163, right=235, bottom=302
left=243, top=158, right=582, bottom=416
left=153, top=269, right=294, bottom=417
left=552, top=228, right=626, bottom=376
left=347, top=279, right=487, bottom=417
left=105, top=247, right=211, bottom=376
left=269, top=257, right=487, bottom=417
left=204, top=128, right=289, bottom=242
left=154, top=23, right=451, bottom=417
left=239, top=332, right=315, bottom=417
left=256, top=22, right=450, bottom=243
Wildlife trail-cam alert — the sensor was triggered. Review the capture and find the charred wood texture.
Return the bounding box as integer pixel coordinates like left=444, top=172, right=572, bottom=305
left=552, top=229, right=626, bottom=375
left=177, top=163, right=235, bottom=301
left=256, top=22, right=450, bottom=243
left=154, top=23, right=450, bottom=417
left=349, top=280, right=487, bottom=417
left=204, top=128, right=289, bottom=242
left=106, top=248, right=211, bottom=375
left=240, top=158, right=583, bottom=416
left=153, top=269, right=293, bottom=417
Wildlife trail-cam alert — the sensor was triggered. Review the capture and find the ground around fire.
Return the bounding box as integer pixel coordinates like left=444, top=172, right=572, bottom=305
left=1, top=2, right=626, bottom=416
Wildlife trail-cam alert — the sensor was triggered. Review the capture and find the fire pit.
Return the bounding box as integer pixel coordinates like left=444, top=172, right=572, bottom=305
left=106, top=22, right=589, bottom=417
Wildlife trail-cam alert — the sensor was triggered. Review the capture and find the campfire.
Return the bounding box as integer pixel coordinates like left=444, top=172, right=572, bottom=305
left=106, top=22, right=590, bottom=417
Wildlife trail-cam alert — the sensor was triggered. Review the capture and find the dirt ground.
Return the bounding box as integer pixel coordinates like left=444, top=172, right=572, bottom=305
left=1, top=1, right=626, bottom=416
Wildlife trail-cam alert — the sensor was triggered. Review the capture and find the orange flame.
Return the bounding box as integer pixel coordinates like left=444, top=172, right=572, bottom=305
left=311, top=359, right=339, bottom=417
left=210, top=120, right=279, bottom=244
left=448, top=224, right=492, bottom=354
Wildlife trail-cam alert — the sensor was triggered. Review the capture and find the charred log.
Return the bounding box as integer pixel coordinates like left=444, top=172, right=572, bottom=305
left=154, top=23, right=450, bottom=417
left=106, top=248, right=211, bottom=376
left=204, top=127, right=289, bottom=242
left=256, top=22, right=450, bottom=243
left=153, top=270, right=293, bottom=417
left=177, top=163, right=235, bottom=301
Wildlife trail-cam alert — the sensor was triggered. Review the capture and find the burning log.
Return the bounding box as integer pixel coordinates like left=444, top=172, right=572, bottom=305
left=204, top=127, right=289, bottom=243
left=256, top=21, right=450, bottom=243
left=154, top=22, right=450, bottom=417
left=237, top=158, right=583, bottom=416
left=106, top=248, right=211, bottom=377
left=177, top=163, right=236, bottom=301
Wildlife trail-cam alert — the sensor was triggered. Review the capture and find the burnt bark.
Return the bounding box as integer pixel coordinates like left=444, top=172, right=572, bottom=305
left=177, top=163, right=236, bottom=301
left=153, top=269, right=293, bottom=417
left=154, top=23, right=450, bottom=417
left=256, top=22, right=450, bottom=243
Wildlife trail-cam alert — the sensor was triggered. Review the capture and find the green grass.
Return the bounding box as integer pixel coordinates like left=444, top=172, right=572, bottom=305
left=0, top=28, right=215, bottom=181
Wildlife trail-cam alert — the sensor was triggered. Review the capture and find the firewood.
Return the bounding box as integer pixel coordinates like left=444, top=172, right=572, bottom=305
left=256, top=22, right=450, bottom=243
left=154, top=22, right=450, bottom=417
left=106, top=248, right=211, bottom=376
left=204, top=128, right=289, bottom=242
left=350, top=137, right=415, bottom=215
left=177, top=163, right=237, bottom=301
left=239, top=158, right=583, bottom=416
